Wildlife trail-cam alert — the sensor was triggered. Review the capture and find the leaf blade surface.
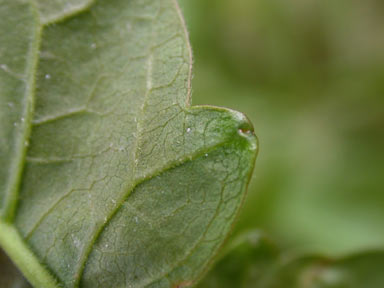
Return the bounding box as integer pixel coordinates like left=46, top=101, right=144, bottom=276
left=0, top=0, right=258, bottom=287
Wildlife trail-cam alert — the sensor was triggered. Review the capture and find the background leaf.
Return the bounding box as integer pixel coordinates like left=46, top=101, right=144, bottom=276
left=264, top=252, right=384, bottom=288
left=197, top=231, right=279, bottom=288
left=199, top=233, right=384, bottom=288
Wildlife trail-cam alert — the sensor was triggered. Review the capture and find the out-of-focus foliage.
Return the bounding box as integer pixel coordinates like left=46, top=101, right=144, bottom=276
left=198, top=231, right=279, bottom=288
left=264, top=251, right=384, bottom=288
left=199, top=231, right=384, bottom=288
left=179, top=0, right=384, bottom=255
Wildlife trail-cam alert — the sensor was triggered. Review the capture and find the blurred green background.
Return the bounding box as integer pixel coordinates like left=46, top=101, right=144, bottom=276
left=178, top=0, right=384, bottom=256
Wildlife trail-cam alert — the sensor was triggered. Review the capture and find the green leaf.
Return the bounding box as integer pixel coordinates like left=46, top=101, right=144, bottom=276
left=0, top=0, right=257, bottom=287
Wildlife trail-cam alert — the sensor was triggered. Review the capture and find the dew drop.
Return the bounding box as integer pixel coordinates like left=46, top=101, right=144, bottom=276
left=20, top=117, right=25, bottom=122
left=205, top=153, right=208, bottom=157
left=105, top=243, right=109, bottom=248
left=0, top=64, right=7, bottom=70
left=134, top=216, right=138, bottom=223
left=90, top=43, right=97, bottom=49
left=45, top=74, right=51, bottom=79
left=186, top=127, right=191, bottom=133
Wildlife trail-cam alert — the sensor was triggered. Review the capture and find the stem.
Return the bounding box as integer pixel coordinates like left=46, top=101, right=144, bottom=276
left=0, top=221, right=59, bottom=288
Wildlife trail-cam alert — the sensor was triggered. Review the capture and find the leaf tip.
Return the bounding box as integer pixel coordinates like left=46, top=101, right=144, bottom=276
left=228, top=110, right=258, bottom=153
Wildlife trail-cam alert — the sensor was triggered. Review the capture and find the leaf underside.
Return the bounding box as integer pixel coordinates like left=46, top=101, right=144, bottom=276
left=0, top=0, right=257, bottom=287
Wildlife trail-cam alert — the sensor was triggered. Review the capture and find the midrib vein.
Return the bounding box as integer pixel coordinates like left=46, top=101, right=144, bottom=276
left=0, top=1, right=61, bottom=288
left=2, top=1, right=104, bottom=287
left=2, top=2, right=42, bottom=222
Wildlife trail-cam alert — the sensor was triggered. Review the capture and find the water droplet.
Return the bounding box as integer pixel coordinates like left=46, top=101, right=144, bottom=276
left=20, top=117, right=25, bottom=122
left=0, top=64, right=7, bottom=70
left=13, top=122, right=17, bottom=127
left=90, top=43, right=97, bottom=49
left=105, top=243, right=109, bottom=248
left=205, top=153, right=208, bottom=157
left=134, top=216, right=138, bottom=223
left=45, top=74, right=51, bottom=79
left=111, top=199, right=116, bottom=204
left=186, top=127, right=191, bottom=133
